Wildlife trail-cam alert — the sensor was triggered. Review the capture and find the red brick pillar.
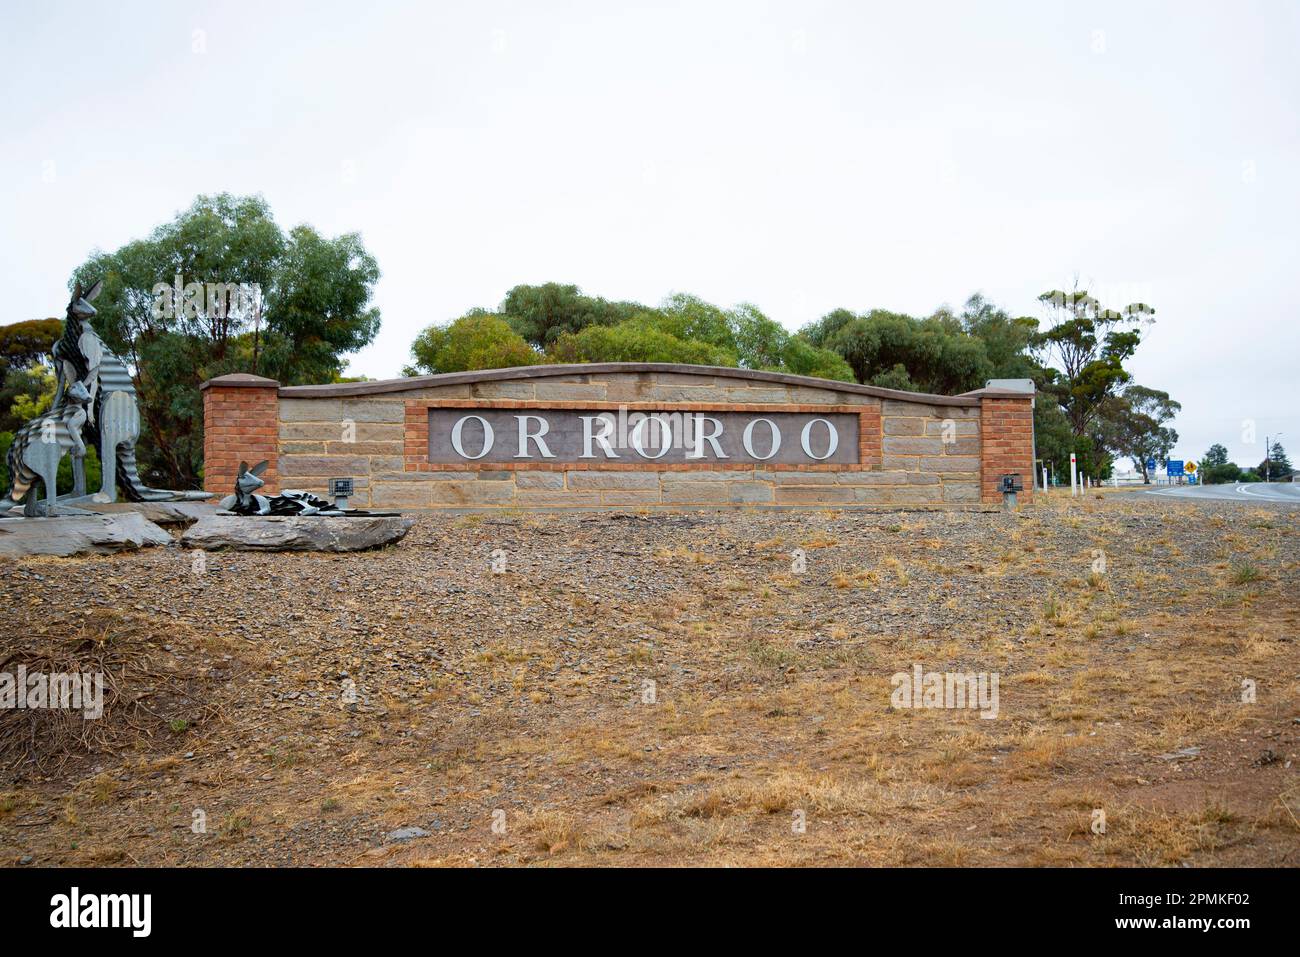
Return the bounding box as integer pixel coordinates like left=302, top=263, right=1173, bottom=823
left=201, top=374, right=281, bottom=495
left=980, top=395, right=1035, bottom=504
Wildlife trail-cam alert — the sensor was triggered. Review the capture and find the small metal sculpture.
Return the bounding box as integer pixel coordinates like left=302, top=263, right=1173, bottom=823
left=4, top=381, right=91, bottom=516
left=220, top=460, right=351, bottom=516
left=1, top=279, right=212, bottom=516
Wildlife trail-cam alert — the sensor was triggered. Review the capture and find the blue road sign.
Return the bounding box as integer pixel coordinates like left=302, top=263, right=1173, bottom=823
left=1167, top=460, right=1185, bottom=476
left=1146, top=458, right=1156, bottom=472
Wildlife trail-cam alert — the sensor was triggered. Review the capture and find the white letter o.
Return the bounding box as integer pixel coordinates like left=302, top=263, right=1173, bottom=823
left=451, top=415, right=495, bottom=459
left=800, top=418, right=839, bottom=460
left=630, top=415, right=672, bottom=459
left=743, top=418, right=781, bottom=460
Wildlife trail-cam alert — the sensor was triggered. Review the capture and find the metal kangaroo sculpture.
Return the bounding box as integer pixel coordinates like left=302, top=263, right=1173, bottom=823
left=3, top=381, right=92, bottom=517
left=1, top=279, right=211, bottom=516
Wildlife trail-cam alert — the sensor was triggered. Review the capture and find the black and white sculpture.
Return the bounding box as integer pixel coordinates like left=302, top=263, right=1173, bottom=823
left=220, top=460, right=340, bottom=516
left=219, top=460, right=384, bottom=517
left=1, top=279, right=212, bottom=516
left=184, top=460, right=412, bottom=550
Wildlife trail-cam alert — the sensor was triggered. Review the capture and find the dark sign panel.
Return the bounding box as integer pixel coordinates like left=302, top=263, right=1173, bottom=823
left=426, top=408, right=860, bottom=466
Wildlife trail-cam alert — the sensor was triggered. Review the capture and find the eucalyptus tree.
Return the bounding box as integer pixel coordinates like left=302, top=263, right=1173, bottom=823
left=1033, top=288, right=1154, bottom=437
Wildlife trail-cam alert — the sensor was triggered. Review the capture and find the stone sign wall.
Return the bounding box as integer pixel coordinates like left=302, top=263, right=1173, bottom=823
left=201, top=364, right=1035, bottom=509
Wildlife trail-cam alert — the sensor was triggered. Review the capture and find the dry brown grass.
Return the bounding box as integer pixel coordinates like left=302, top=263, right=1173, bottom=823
left=2, top=496, right=1297, bottom=867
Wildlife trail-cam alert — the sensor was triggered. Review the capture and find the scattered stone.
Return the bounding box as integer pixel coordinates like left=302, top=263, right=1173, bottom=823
left=1158, top=746, right=1202, bottom=761
left=181, top=514, right=415, bottom=552
left=0, top=513, right=172, bottom=557
left=386, top=826, right=431, bottom=842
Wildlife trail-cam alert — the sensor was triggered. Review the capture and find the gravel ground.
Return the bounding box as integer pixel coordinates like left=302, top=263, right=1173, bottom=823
left=1, top=494, right=1298, bottom=866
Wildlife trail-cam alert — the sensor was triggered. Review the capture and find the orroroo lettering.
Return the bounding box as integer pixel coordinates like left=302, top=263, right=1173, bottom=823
left=427, top=407, right=859, bottom=466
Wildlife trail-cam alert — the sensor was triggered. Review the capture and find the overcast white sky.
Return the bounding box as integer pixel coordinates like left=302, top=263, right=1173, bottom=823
left=1, top=1, right=1296, bottom=468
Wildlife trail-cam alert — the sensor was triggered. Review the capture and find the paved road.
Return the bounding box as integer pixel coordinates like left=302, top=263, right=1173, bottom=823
left=1136, top=482, right=1300, bottom=504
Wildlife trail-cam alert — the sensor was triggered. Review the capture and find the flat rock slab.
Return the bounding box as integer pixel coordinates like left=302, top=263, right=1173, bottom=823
left=386, top=826, right=431, bottom=842
left=0, top=512, right=173, bottom=558
left=84, top=501, right=221, bottom=526
left=181, top=514, right=415, bottom=552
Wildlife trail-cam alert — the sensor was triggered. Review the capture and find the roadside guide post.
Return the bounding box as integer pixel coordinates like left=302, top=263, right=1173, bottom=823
left=1070, top=452, right=1078, bottom=496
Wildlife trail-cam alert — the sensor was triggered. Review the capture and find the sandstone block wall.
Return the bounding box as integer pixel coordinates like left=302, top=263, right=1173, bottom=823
left=202, top=365, right=1035, bottom=509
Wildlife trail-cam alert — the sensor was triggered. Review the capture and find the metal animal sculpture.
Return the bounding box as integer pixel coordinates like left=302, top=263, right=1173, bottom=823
left=3, top=381, right=92, bottom=516
left=52, top=279, right=199, bottom=503
left=52, top=280, right=211, bottom=504
left=0, top=278, right=212, bottom=515
left=219, top=460, right=346, bottom=516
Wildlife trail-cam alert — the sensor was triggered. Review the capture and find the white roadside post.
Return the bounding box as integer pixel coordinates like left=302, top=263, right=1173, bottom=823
left=1042, top=465, right=1049, bottom=491
left=1070, top=452, right=1078, bottom=497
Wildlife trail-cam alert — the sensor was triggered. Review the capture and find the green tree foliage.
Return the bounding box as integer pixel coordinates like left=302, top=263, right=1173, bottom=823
left=548, top=318, right=735, bottom=365
left=1201, top=462, right=1243, bottom=484
left=960, top=294, right=1041, bottom=380
left=69, top=193, right=380, bottom=488
left=800, top=307, right=993, bottom=394
left=1097, top=385, right=1181, bottom=483
left=778, top=335, right=856, bottom=381
left=630, top=295, right=854, bottom=378
left=1032, top=399, right=1076, bottom=485
left=1033, top=289, right=1152, bottom=436
left=500, top=283, right=642, bottom=348
left=1198, top=444, right=1241, bottom=484
left=653, top=294, right=740, bottom=357
left=406, top=285, right=854, bottom=382
left=1047, top=433, right=1110, bottom=483
left=254, top=226, right=383, bottom=383
left=0, top=365, right=56, bottom=433
left=1202, top=443, right=1229, bottom=468
left=0, top=318, right=62, bottom=371
left=406, top=311, right=540, bottom=374
left=796, top=289, right=1167, bottom=485
left=1258, top=441, right=1293, bottom=480
left=729, top=303, right=854, bottom=379
left=0, top=319, right=64, bottom=434
left=7, top=365, right=56, bottom=425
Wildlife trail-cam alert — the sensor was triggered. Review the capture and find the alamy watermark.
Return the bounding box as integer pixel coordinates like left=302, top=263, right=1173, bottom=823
left=890, top=663, right=999, bottom=719
left=560, top=407, right=841, bottom=460
left=151, top=273, right=262, bottom=320
left=50, top=887, right=150, bottom=937
left=1, top=666, right=103, bottom=719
